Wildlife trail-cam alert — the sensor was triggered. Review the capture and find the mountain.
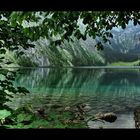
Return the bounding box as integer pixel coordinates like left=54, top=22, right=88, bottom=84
left=102, top=22, right=140, bottom=63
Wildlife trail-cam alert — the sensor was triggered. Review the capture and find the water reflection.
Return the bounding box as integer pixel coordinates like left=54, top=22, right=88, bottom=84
left=13, top=68, right=140, bottom=113
left=14, top=68, right=140, bottom=98
left=11, top=68, right=140, bottom=128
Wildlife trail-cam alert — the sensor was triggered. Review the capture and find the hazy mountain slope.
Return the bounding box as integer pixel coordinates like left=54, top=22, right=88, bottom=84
left=102, top=23, right=140, bottom=63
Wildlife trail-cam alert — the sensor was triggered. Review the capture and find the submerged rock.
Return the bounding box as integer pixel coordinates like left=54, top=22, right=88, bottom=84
left=134, top=106, right=140, bottom=128
left=37, top=108, right=45, bottom=115
left=88, top=112, right=135, bottom=129
left=95, top=112, right=117, bottom=123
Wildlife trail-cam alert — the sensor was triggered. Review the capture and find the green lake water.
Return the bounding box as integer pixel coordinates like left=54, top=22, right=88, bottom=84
left=12, top=67, right=140, bottom=128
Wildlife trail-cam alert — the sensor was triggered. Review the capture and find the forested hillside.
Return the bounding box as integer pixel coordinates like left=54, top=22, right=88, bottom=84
left=5, top=21, right=140, bottom=67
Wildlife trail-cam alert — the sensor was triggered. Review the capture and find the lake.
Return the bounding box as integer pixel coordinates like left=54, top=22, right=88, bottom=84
left=11, top=67, right=140, bottom=128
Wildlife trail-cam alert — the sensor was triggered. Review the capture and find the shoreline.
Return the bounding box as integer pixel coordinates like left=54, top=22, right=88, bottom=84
left=1, top=66, right=140, bottom=69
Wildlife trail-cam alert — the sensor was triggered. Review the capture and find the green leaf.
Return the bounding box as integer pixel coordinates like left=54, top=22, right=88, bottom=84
left=17, top=87, right=30, bottom=94
left=0, top=110, right=11, bottom=119
left=109, top=33, right=113, bottom=38
left=54, top=40, right=61, bottom=46
left=27, top=44, right=35, bottom=48
left=17, top=114, right=32, bottom=123
left=9, top=46, right=19, bottom=51
left=7, top=86, right=17, bottom=93
left=0, top=49, right=6, bottom=54
left=29, top=119, right=49, bottom=128
left=134, top=19, right=137, bottom=26
left=121, top=22, right=126, bottom=29
left=18, top=51, right=24, bottom=55
left=81, top=34, right=87, bottom=41
left=0, top=57, right=5, bottom=59
left=5, top=61, right=13, bottom=65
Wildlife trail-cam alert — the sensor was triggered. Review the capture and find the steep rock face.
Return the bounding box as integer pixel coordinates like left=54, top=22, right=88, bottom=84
left=103, top=22, right=140, bottom=63
left=14, top=21, right=140, bottom=66
left=77, top=21, right=140, bottom=64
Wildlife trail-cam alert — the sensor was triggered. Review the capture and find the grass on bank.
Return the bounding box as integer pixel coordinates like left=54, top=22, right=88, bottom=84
left=108, top=60, right=140, bottom=66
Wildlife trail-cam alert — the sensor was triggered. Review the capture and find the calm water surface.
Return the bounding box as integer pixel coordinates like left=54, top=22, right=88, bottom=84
left=12, top=67, right=140, bottom=128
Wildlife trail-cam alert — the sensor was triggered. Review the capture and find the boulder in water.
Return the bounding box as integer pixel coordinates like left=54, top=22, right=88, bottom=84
left=95, top=112, right=117, bottom=123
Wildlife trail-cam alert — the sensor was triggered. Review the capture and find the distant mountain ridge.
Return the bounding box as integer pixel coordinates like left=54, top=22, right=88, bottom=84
left=102, top=23, right=140, bottom=63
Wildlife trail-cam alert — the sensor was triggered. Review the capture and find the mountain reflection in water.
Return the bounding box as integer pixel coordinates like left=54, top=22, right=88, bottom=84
left=12, top=68, right=140, bottom=128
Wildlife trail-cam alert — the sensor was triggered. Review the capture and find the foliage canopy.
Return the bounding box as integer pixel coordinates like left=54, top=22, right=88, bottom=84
left=0, top=11, right=140, bottom=127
